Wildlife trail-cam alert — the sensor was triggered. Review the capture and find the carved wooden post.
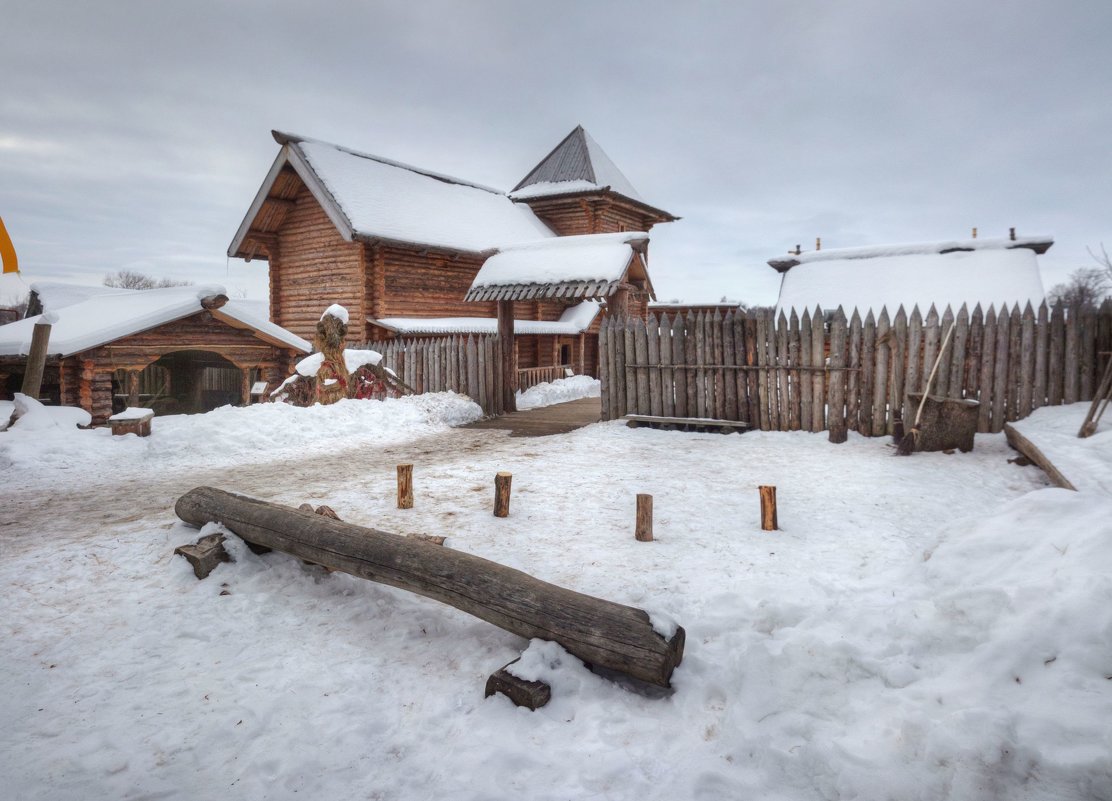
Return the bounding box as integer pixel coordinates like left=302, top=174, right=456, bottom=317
left=397, top=464, right=414, bottom=509
left=759, top=485, right=778, bottom=531
left=127, top=370, right=140, bottom=408
left=20, top=320, right=52, bottom=400
left=494, top=472, right=512, bottom=517
left=498, top=300, right=517, bottom=412
left=635, top=494, right=653, bottom=542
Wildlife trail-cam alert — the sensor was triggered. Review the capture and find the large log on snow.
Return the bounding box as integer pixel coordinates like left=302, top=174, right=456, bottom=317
left=175, top=487, right=685, bottom=687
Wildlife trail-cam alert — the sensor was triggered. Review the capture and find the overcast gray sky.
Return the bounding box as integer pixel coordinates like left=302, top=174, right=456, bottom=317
left=2, top=0, right=1110, bottom=307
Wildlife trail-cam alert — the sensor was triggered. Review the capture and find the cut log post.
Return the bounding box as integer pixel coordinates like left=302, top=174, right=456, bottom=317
left=175, top=487, right=685, bottom=687
left=20, top=320, right=52, bottom=400
left=497, top=300, right=517, bottom=413
left=174, top=532, right=231, bottom=580
left=485, top=659, right=552, bottom=710
left=759, top=485, right=778, bottom=531
left=494, top=471, right=512, bottom=518
left=635, top=494, right=653, bottom=542
left=397, top=464, right=414, bottom=509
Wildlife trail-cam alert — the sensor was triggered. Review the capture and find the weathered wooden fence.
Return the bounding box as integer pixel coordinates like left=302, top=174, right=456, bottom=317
left=600, top=300, right=1112, bottom=441
left=369, top=335, right=507, bottom=417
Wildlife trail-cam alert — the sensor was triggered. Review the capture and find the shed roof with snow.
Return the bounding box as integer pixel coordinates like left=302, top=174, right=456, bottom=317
left=0, top=282, right=310, bottom=358
left=464, top=232, right=653, bottom=302
left=370, top=301, right=602, bottom=337
left=229, top=132, right=555, bottom=258
left=771, top=237, right=1052, bottom=316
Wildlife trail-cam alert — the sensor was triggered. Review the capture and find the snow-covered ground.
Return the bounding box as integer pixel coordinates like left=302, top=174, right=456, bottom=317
left=1, top=396, right=1109, bottom=800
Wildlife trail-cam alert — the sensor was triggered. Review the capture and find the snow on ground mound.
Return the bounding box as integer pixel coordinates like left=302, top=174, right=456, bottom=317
left=0, top=392, right=481, bottom=486
left=516, top=375, right=600, bottom=410
left=1010, top=403, right=1112, bottom=494
left=7, top=393, right=91, bottom=431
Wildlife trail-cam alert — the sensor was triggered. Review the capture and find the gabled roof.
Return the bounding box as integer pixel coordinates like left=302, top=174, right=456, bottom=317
left=370, top=301, right=602, bottom=336
left=512, top=126, right=644, bottom=202
left=229, top=132, right=555, bottom=258
left=465, top=232, right=653, bottom=302
left=772, top=237, right=1052, bottom=316
left=0, top=283, right=310, bottom=358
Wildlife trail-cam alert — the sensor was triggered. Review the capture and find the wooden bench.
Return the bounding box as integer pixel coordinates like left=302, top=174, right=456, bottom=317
left=108, top=407, right=154, bottom=437
left=623, top=414, right=751, bottom=433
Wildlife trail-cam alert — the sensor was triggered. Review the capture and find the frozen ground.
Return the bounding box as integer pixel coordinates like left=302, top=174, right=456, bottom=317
left=1, top=396, right=1109, bottom=801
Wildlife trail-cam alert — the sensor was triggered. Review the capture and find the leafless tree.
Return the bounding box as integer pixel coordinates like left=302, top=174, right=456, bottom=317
left=1047, top=267, right=1111, bottom=306
left=103, top=269, right=192, bottom=290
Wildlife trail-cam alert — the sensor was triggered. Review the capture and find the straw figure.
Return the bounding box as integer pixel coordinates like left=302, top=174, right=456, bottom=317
left=313, top=305, right=351, bottom=405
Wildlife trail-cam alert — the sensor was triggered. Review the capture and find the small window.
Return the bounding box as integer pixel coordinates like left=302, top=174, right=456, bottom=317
left=617, top=222, right=627, bottom=232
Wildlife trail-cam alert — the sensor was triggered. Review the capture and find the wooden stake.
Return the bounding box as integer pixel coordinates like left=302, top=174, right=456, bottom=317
left=497, top=300, right=517, bottom=413
left=759, top=485, right=778, bottom=531
left=397, top=464, right=414, bottom=509
left=635, top=494, right=653, bottom=542
left=494, top=472, right=512, bottom=517
left=20, top=320, right=52, bottom=400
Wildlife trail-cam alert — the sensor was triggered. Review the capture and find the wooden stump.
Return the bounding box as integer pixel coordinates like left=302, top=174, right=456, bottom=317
left=635, top=494, right=653, bottom=542
left=397, top=464, right=414, bottom=509
left=494, top=472, right=512, bottom=518
left=485, top=659, right=551, bottom=710
left=174, top=532, right=231, bottom=579
left=759, top=485, right=778, bottom=531
left=906, top=393, right=980, bottom=452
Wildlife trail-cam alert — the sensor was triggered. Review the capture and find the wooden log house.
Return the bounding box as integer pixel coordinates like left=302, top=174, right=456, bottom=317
left=227, top=126, right=676, bottom=385
left=0, top=283, right=309, bottom=424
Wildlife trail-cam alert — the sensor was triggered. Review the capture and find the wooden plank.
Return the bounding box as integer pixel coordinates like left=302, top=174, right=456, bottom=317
left=947, top=304, right=969, bottom=400
left=846, top=310, right=861, bottom=433
left=1064, top=303, right=1081, bottom=404
left=1003, top=424, right=1077, bottom=491
left=991, top=305, right=1011, bottom=433
left=694, top=312, right=708, bottom=418
left=905, top=305, right=923, bottom=426
left=624, top=414, right=751, bottom=432
left=859, top=310, right=876, bottom=437
left=598, top=320, right=611, bottom=421
left=647, top=314, right=663, bottom=417
left=921, top=305, right=941, bottom=399
left=775, top=311, right=789, bottom=430
left=684, top=312, right=699, bottom=420
left=1033, top=302, right=1048, bottom=410
left=810, top=307, right=825, bottom=432
left=755, top=311, right=770, bottom=430
left=744, top=313, right=759, bottom=426
left=1019, top=303, right=1036, bottom=418
left=787, top=310, right=801, bottom=430
left=722, top=311, right=739, bottom=421
left=1048, top=303, right=1065, bottom=406
left=712, top=310, right=726, bottom=420
left=977, top=307, right=997, bottom=433
left=176, top=487, right=685, bottom=688
left=614, top=317, right=629, bottom=417
left=1006, top=305, right=1022, bottom=422
left=800, top=309, right=814, bottom=431
left=889, top=306, right=908, bottom=435
left=1080, top=305, right=1097, bottom=401
left=466, top=335, right=480, bottom=411
left=934, top=306, right=955, bottom=398
left=672, top=313, right=687, bottom=418
left=872, top=308, right=890, bottom=436
left=634, top=317, right=651, bottom=416
left=660, top=313, right=675, bottom=418
left=827, top=308, right=848, bottom=442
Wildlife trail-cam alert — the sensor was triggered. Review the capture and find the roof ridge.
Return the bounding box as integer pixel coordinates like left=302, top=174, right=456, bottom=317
left=273, top=129, right=505, bottom=195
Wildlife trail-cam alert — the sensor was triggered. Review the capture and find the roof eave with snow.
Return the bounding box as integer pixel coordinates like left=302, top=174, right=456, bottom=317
left=768, top=236, right=1055, bottom=273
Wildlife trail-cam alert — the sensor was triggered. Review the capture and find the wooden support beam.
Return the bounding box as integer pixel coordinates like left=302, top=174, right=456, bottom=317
left=175, top=487, right=685, bottom=687
left=497, top=300, right=517, bottom=412
left=20, top=320, right=52, bottom=400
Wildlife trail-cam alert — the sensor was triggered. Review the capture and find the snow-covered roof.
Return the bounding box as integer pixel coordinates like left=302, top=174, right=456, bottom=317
left=768, top=236, right=1053, bottom=272
left=511, top=126, right=644, bottom=203
left=773, top=238, right=1051, bottom=316
left=371, top=301, right=602, bottom=336
left=0, top=284, right=309, bottom=358
left=465, top=232, right=649, bottom=302
left=230, top=132, right=555, bottom=258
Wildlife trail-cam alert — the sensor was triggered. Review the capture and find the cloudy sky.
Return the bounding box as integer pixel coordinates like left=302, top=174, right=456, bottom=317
left=2, top=0, right=1110, bottom=308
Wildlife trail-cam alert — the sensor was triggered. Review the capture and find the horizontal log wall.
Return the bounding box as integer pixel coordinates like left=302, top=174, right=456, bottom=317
left=600, top=300, right=1112, bottom=438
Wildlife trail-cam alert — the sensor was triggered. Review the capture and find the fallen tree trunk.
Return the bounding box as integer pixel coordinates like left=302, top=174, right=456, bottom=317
left=175, top=486, right=685, bottom=687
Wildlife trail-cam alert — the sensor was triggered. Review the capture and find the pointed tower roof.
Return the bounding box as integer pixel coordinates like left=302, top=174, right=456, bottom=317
left=511, top=126, right=645, bottom=201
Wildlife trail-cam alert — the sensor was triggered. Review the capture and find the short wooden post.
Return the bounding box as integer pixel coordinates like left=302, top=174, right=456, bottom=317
left=20, top=320, right=52, bottom=400
left=127, top=370, right=140, bottom=408
left=494, top=472, right=512, bottom=517
left=397, top=464, right=413, bottom=509
left=635, top=494, right=653, bottom=542
left=759, top=485, right=778, bottom=531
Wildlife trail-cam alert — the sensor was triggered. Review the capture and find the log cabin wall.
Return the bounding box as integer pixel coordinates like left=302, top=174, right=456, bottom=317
left=517, top=195, right=662, bottom=237
left=273, top=186, right=366, bottom=342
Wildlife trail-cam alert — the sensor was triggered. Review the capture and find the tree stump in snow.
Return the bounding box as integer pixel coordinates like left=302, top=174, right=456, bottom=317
left=494, top=472, right=512, bottom=518
left=635, top=494, right=653, bottom=541
left=485, top=659, right=551, bottom=710
left=759, top=485, right=778, bottom=531
left=905, top=393, right=979, bottom=453
left=397, top=464, right=414, bottom=509
left=174, top=532, right=231, bottom=579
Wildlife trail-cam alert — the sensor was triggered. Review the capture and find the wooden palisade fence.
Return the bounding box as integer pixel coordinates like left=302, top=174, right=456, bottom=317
left=599, top=300, right=1112, bottom=441
left=369, top=334, right=507, bottom=417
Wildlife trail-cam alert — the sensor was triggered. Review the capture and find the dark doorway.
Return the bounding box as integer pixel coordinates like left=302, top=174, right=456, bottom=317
left=137, top=350, right=247, bottom=415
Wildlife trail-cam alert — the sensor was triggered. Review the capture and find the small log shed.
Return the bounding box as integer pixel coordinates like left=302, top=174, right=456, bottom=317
left=0, top=283, right=309, bottom=424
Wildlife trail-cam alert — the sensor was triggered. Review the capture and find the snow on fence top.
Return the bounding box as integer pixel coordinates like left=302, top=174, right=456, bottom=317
left=0, top=283, right=310, bottom=357
left=373, top=301, right=602, bottom=336
left=279, top=134, right=555, bottom=254
left=773, top=238, right=1051, bottom=316
left=465, top=232, right=647, bottom=302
